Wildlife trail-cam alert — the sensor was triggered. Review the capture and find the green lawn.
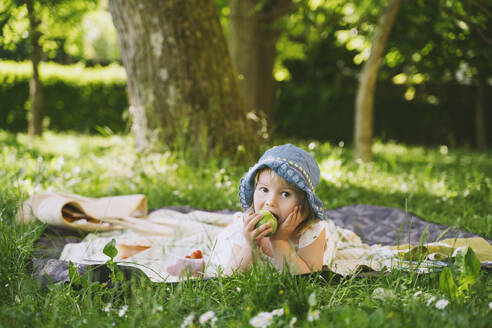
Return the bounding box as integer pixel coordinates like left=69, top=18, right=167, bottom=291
left=1, top=130, right=491, bottom=327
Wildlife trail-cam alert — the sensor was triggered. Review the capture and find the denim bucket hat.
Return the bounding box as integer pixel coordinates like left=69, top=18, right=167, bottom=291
left=238, top=144, right=325, bottom=220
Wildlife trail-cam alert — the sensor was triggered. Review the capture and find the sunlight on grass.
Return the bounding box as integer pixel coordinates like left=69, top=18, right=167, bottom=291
left=320, top=141, right=485, bottom=198
left=313, top=140, right=491, bottom=237
left=15, top=131, right=132, bottom=157
left=2, top=131, right=490, bottom=236
left=1, top=131, right=240, bottom=209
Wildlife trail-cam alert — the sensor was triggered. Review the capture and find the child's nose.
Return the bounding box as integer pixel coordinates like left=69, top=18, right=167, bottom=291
left=265, top=194, right=278, bottom=206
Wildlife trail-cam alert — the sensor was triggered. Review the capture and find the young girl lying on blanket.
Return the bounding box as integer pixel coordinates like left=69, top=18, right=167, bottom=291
left=226, top=144, right=328, bottom=275
left=58, top=144, right=335, bottom=282
left=58, top=144, right=491, bottom=282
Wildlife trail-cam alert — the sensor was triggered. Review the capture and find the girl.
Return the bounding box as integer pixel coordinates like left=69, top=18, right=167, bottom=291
left=226, top=144, right=328, bottom=275
left=58, top=144, right=334, bottom=282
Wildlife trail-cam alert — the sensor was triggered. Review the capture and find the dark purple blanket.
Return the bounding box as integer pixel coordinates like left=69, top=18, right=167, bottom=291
left=32, top=205, right=490, bottom=285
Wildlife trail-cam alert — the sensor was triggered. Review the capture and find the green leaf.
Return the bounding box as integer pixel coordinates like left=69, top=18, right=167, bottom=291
left=439, top=267, right=457, bottom=300
left=103, top=238, right=118, bottom=260
left=457, top=247, right=480, bottom=293
left=116, top=270, right=124, bottom=283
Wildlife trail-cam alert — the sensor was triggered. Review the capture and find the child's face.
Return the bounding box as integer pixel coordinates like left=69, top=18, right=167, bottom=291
left=253, top=169, right=302, bottom=224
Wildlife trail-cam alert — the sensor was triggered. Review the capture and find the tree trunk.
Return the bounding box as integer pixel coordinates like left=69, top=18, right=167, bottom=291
left=108, top=0, right=259, bottom=161
left=26, top=0, right=43, bottom=136
left=228, top=0, right=293, bottom=136
left=475, top=77, right=487, bottom=150
left=354, top=0, right=403, bottom=161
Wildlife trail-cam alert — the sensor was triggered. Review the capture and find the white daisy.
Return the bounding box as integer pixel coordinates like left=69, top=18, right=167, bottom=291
left=103, top=303, right=112, bottom=313
left=249, top=312, right=274, bottom=328
left=153, top=305, right=163, bottom=313
left=435, top=299, right=449, bottom=310
left=181, top=313, right=195, bottom=328
left=271, top=308, right=284, bottom=316
left=426, top=296, right=436, bottom=307
left=307, top=309, right=320, bottom=322
left=118, top=305, right=128, bottom=317
left=199, top=311, right=216, bottom=325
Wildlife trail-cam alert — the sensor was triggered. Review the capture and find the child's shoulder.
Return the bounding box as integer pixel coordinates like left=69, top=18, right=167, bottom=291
left=298, top=219, right=332, bottom=249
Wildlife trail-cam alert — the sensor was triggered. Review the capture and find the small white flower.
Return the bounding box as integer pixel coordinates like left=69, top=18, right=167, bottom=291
left=103, top=303, right=112, bottom=313
left=426, top=296, right=436, bottom=307
left=289, top=317, right=297, bottom=327
left=82, top=319, right=87, bottom=324
left=237, top=287, right=241, bottom=292
left=271, top=308, right=284, bottom=316
left=181, top=313, right=195, bottom=328
left=307, top=309, right=320, bottom=322
left=435, top=299, right=449, bottom=310
left=111, top=323, right=115, bottom=327
left=153, top=305, right=163, bottom=313
left=489, top=302, right=492, bottom=310
left=249, top=312, right=274, bottom=328
left=118, top=305, right=128, bottom=317
left=199, top=311, right=216, bottom=325
left=413, top=291, right=422, bottom=297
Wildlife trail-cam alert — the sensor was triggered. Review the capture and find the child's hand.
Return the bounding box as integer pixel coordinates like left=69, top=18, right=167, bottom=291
left=270, top=205, right=303, bottom=241
left=242, top=210, right=272, bottom=246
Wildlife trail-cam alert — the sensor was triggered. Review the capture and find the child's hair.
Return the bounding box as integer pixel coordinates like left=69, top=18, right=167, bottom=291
left=254, top=168, right=319, bottom=235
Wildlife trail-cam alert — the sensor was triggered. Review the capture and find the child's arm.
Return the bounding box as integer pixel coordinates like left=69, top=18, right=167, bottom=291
left=224, top=211, right=273, bottom=274
left=270, top=228, right=325, bottom=274
left=224, top=243, right=254, bottom=275
left=296, top=227, right=326, bottom=272
left=270, top=206, right=325, bottom=274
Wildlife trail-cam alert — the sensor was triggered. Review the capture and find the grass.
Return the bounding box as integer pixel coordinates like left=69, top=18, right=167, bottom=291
left=0, top=130, right=491, bottom=327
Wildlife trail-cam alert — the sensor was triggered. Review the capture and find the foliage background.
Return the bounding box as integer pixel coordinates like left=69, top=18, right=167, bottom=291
left=0, top=61, right=128, bottom=133
left=1, top=0, right=490, bottom=147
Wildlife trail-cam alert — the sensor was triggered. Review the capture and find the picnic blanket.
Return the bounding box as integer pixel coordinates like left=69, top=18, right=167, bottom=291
left=20, top=193, right=492, bottom=285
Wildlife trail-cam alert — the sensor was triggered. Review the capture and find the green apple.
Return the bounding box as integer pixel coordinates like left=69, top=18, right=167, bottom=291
left=255, top=209, right=278, bottom=237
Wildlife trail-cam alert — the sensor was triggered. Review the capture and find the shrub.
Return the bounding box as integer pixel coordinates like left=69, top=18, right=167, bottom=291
left=0, top=61, right=129, bottom=133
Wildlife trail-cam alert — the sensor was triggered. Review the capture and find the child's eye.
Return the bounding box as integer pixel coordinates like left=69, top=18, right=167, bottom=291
left=259, top=187, right=269, bottom=193
left=281, top=191, right=291, bottom=197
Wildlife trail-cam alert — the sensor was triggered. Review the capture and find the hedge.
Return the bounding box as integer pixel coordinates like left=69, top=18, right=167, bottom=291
left=274, top=77, right=492, bottom=148
left=0, top=61, right=128, bottom=134
left=1, top=60, right=489, bottom=147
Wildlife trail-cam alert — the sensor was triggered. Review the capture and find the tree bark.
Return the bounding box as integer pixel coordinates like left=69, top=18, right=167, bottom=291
left=354, top=0, right=403, bottom=161
left=108, top=0, right=260, bottom=161
left=26, top=0, right=43, bottom=136
left=228, top=0, right=293, bottom=136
